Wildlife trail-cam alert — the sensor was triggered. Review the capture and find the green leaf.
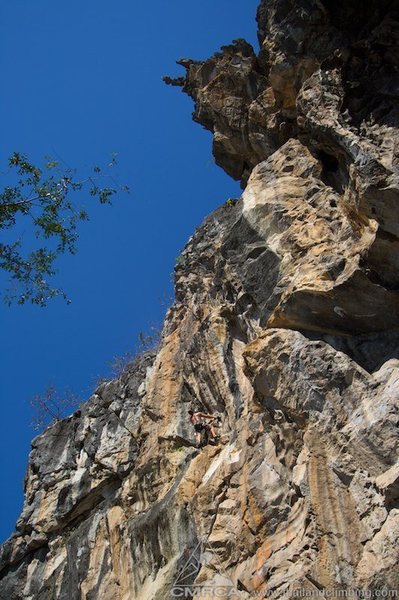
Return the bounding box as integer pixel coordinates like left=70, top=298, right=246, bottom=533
left=1, top=151, right=129, bottom=306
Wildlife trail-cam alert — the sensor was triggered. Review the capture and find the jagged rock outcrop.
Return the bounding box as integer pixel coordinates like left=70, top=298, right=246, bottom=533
left=1, top=1, right=399, bottom=598
left=168, top=0, right=399, bottom=340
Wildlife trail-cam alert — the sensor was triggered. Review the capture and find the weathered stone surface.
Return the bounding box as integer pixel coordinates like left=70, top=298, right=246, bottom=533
left=241, top=139, right=399, bottom=335
left=1, top=1, right=399, bottom=598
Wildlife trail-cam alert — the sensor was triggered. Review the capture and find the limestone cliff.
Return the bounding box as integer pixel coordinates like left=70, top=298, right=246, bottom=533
left=1, top=1, right=399, bottom=598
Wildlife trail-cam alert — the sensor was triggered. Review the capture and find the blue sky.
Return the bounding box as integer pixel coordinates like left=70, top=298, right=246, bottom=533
left=0, top=1, right=259, bottom=542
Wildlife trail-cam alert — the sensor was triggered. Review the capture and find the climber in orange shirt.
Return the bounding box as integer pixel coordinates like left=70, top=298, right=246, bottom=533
left=189, top=409, right=219, bottom=446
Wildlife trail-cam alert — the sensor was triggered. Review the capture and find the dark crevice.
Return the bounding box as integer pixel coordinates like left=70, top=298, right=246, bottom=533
left=385, top=497, right=399, bottom=511
left=332, top=466, right=354, bottom=487
left=300, top=328, right=399, bottom=373
left=317, top=149, right=348, bottom=194
left=364, top=230, right=399, bottom=291
left=246, top=245, right=268, bottom=261
left=319, top=150, right=339, bottom=174
left=237, top=579, right=250, bottom=592
left=320, top=0, right=395, bottom=36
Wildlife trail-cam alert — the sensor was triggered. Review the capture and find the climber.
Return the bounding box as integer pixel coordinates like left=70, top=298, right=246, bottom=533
left=188, top=410, right=220, bottom=446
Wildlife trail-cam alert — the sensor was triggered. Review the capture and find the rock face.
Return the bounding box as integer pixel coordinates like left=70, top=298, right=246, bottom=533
left=2, top=1, right=399, bottom=598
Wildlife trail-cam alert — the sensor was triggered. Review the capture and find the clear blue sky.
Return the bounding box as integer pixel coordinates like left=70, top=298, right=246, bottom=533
left=0, top=1, right=259, bottom=542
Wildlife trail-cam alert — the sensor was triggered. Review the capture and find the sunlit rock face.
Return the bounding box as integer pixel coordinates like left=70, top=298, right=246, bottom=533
left=1, top=1, right=399, bottom=598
